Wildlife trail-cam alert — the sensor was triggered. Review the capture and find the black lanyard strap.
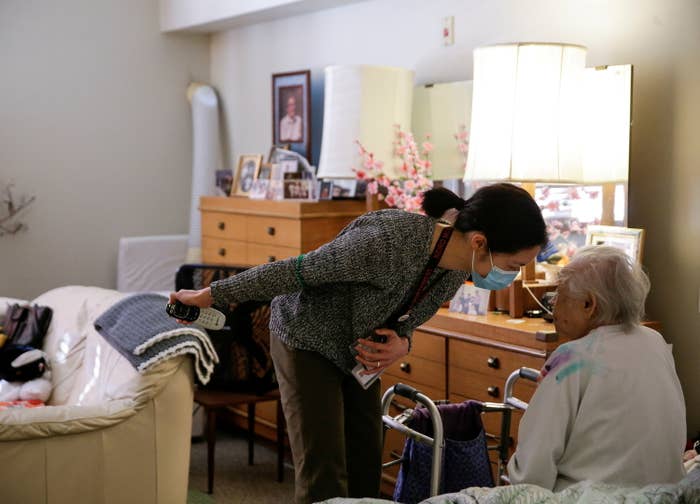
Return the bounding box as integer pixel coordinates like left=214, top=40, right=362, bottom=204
left=391, top=226, right=454, bottom=324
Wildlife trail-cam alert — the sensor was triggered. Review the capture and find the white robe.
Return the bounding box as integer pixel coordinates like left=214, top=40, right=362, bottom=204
left=507, top=324, right=686, bottom=491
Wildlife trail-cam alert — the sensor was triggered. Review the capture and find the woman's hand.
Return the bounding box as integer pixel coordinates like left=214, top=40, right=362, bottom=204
left=168, top=287, right=214, bottom=307
left=354, top=328, right=409, bottom=376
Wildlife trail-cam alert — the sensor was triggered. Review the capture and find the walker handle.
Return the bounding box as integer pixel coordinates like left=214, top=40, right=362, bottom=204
left=519, top=367, right=540, bottom=382
left=393, top=382, right=420, bottom=402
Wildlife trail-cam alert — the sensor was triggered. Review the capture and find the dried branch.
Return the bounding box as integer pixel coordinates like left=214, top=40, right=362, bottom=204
left=0, top=184, right=36, bottom=236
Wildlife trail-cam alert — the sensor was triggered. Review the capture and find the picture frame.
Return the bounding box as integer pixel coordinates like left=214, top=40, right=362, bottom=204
left=318, top=180, right=334, bottom=200
left=272, top=70, right=311, bottom=161
left=234, top=154, right=263, bottom=197
left=330, top=179, right=358, bottom=199
left=283, top=179, right=315, bottom=200
left=585, top=225, right=645, bottom=264
left=215, top=169, right=233, bottom=197
left=257, top=163, right=273, bottom=181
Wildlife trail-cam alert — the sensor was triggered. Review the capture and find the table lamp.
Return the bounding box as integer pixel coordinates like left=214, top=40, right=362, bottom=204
left=317, top=65, right=414, bottom=180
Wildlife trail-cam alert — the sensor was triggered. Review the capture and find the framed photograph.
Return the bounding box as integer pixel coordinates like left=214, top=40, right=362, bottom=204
left=585, top=225, right=645, bottom=263
left=283, top=179, right=314, bottom=200
left=318, top=180, right=334, bottom=200
left=272, top=70, right=311, bottom=161
left=248, top=179, right=270, bottom=200
left=330, top=179, right=358, bottom=199
left=257, top=163, right=273, bottom=181
left=215, top=169, right=233, bottom=196
left=234, top=154, right=263, bottom=196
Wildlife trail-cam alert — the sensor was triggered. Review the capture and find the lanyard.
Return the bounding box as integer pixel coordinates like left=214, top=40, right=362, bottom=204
left=392, top=226, right=454, bottom=324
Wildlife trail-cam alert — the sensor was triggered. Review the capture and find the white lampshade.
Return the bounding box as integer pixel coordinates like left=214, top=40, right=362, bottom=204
left=465, top=43, right=587, bottom=183
left=412, top=81, right=473, bottom=180
left=317, top=65, right=414, bottom=179
left=581, top=64, right=632, bottom=183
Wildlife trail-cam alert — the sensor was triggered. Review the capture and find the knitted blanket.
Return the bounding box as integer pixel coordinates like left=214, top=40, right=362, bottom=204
left=94, top=293, right=219, bottom=384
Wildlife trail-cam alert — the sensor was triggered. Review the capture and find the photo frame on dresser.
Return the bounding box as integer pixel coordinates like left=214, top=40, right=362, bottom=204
left=585, top=225, right=645, bottom=264
left=272, top=70, right=311, bottom=161
left=233, top=154, right=263, bottom=197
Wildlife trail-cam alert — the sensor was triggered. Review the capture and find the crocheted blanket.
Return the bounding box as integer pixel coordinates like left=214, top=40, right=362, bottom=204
left=94, top=293, right=219, bottom=384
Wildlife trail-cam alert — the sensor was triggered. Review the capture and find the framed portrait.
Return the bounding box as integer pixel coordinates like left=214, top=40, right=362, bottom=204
left=283, top=179, right=314, bottom=200
left=257, top=163, right=273, bottom=181
left=318, top=180, right=334, bottom=200
left=215, top=169, right=233, bottom=197
left=272, top=70, right=311, bottom=161
left=585, top=225, right=645, bottom=264
left=234, top=154, right=263, bottom=197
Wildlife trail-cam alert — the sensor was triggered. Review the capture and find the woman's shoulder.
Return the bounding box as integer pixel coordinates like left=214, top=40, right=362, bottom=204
left=350, top=209, right=433, bottom=232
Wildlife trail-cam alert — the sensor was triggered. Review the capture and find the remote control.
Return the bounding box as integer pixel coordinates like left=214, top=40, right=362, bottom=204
left=165, top=301, right=226, bottom=330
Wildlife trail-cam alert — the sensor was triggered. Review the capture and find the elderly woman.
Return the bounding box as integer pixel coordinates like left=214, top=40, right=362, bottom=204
left=508, top=246, right=686, bottom=491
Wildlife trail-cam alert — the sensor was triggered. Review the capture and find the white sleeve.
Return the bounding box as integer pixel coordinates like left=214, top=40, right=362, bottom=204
left=506, top=357, right=583, bottom=490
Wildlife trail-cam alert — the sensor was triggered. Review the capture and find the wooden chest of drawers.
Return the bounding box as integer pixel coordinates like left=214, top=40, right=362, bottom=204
left=200, top=196, right=367, bottom=267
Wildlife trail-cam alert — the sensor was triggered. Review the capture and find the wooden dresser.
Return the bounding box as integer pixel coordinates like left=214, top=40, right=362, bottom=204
left=379, top=309, right=568, bottom=495
left=200, top=196, right=367, bottom=267
left=199, top=196, right=366, bottom=440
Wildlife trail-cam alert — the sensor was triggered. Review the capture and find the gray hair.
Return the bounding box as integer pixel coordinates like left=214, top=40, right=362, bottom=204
left=558, top=246, right=650, bottom=331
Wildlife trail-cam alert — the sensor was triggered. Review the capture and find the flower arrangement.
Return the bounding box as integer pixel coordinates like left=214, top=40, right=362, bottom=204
left=353, top=125, right=434, bottom=213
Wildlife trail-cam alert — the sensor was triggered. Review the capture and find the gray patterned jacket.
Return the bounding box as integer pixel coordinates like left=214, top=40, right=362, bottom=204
left=210, top=209, right=467, bottom=373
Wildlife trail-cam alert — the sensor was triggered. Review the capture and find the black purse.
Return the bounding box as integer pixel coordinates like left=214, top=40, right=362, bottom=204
left=2, top=303, right=53, bottom=348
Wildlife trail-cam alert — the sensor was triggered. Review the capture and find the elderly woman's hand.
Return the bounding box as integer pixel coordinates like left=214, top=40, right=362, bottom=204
left=354, top=328, right=409, bottom=375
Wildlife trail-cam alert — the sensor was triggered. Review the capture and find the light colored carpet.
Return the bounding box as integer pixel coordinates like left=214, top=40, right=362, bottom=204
left=188, top=430, right=295, bottom=503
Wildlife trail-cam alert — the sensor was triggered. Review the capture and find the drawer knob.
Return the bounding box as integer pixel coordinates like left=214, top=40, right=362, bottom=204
left=487, top=386, right=499, bottom=398
left=218, top=221, right=225, bottom=231
left=218, top=248, right=226, bottom=257
left=487, top=356, right=500, bottom=369
left=267, top=226, right=276, bottom=236
left=399, top=362, right=411, bottom=374
left=267, top=256, right=276, bottom=263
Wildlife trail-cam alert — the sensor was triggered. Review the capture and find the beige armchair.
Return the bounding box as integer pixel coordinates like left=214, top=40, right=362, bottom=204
left=0, top=286, right=195, bottom=504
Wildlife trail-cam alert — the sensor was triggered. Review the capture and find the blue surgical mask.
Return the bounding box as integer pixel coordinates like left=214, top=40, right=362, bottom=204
left=471, top=250, right=520, bottom=290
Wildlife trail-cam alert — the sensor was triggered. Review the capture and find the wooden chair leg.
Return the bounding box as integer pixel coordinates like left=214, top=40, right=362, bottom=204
left=206, top=407, right=217, bottom=494
left=276, top=398, right=285, bottom=482
left=248, top=402, right=256, bottom=465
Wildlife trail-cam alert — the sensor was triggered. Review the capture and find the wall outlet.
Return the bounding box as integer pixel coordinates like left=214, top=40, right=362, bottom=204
left=442, top=16, right=454, bottom=46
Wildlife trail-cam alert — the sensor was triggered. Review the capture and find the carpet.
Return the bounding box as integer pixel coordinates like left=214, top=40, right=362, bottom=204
left=189, top=430, right=295, bottom=503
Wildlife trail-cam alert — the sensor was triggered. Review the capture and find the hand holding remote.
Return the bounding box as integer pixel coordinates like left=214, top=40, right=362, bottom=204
left=165, top=300, right=226, bottom=330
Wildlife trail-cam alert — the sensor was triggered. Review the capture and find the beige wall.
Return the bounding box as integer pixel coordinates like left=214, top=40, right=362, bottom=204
left=0, top=0, right=209, bottom=299
left=210, top=0, right=700, bottom=433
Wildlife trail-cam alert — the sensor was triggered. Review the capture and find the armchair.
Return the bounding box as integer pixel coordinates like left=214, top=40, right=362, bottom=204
left=0, top=286, right=195, bottom=504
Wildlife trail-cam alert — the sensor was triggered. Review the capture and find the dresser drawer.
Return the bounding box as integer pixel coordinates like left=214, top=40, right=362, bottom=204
left=247, top=243, right=299, bottom=265
left=202, top=237, right=247, bottom=265
left=411, top=330, right=445, bottom=364
left=449, top=339, right=544, bottom=380
left=449, top=366, right=536, bottom=405
left=385, top=355, right=445, bottom=393
left=247, top=216, right=301, bottom=248
left=202, top=212, right=247, bottom=240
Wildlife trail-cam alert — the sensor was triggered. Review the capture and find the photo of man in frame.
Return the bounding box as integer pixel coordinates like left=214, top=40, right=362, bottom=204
left=278, top=85, right=304, bottom=143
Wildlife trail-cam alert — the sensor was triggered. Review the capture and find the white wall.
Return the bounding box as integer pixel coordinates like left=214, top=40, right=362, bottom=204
left=210, top=0, right=700, bottom=434
left=0, top=0, right=209, bottom=299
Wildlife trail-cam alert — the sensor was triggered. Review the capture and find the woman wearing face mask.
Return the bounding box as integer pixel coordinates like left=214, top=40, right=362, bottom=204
left=170, top=182, right=548, bottom=504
